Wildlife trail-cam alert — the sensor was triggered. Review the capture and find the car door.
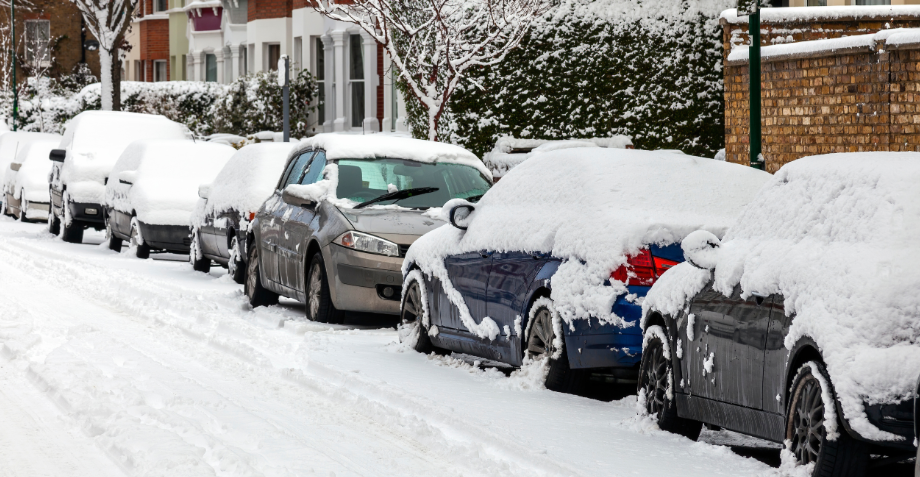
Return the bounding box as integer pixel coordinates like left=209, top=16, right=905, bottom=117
left=279, top=151, right=325, bottom=293
left=437, top=252, right=494, bottom=333
left=762, top=294, right=790, bottom=415
left=261, top=150, right=313, bottom=286
left=485, top=251, right=549, bottom=362
left=683, top=283, right=733, bottom=401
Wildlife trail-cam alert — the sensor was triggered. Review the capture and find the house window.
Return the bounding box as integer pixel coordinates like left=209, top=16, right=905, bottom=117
left=807, top=0, right=826, bottom=6
left=856, top=0, right=889, bottom=4
left=240, top=47, right=247, bottom=76
left=155, top=0, right=168, bottom=12
left=205, top=54, right=217, bottom=82
left=134, top=60, right=143, bottom=81
left=268, top=44, right=281, bottom=71
left=294, top=36, right=302, bottom=71
left=24, top=20, right=50, bottom=66
left=349, top=34, right=364, bottom=129
left=154, top=60, right=167, bottom=82
left=315, top=38, right=325, bottom=125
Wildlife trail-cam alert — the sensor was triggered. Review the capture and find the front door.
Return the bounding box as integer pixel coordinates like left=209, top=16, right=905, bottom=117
left=261, top=150, right=315, bottom=287
left=437, top=252, right=493, bottom=333
left=485, top=252, right=548, bottom=365
left=279, top=151, right=325, bottom=293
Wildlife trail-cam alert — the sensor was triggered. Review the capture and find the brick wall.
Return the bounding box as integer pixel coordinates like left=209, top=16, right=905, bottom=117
left=138, top=19, right=170, bottom=81
left=723, top=13, right=920, bottom=171
left=248, top=0, right=293, bottom=21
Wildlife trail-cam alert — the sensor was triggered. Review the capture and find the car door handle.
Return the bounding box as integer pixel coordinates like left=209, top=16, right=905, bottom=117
left=480, top=251, right=494, bottom=258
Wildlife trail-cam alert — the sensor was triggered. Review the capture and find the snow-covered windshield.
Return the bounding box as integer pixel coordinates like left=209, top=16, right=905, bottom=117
left=335, top=158, right=491, bottom=208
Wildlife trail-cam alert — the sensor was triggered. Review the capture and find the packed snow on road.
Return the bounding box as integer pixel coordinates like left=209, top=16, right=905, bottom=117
left=0, top=217, right=805, bottom=476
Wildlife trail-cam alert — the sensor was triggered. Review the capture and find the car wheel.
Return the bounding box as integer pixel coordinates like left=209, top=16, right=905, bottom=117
left=17, top=196, right=27, bottom=222
left=399, top=277, right=447, bottom=354
left=305, top=252, right=343, bottom=324
left=48, top=207, right=60, bottom=235
left=228, top=236, right=245, bottom=285
left=525, top=298, right=585, bottom=394
left=105, top=215, right=123, bottom=252
left=0, top=198, right=6, bottom=217
left=245, top=244, right=279, bottom=307
left=786, top=361, right=868, bottom=476
left=60, top=198, right=84, bottom=244
left=639, top=327, right=702, bottom=440
left=127, top=218, right=150, bottom=259
left=189, top=232, right=211, bottom=273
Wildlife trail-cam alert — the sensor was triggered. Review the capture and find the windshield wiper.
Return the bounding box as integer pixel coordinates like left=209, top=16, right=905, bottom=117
left=465, top=194, right=484, bottom=203
left=353, top=187, right=439, bottom=209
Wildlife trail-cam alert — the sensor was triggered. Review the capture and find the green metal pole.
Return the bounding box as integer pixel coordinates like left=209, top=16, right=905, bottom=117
left=11, top=0, right=16, bottom=131
left=749, top=8, right=762, bottom=170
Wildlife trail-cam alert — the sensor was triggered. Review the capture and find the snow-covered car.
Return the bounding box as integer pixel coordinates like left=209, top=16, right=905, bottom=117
left=244, top=133, right=492, bottom=323
left=482, top=135, right=632, bottom=180
left=190, top=142, right=298, bottom=282
left=640, top=153, right=920, bottom=475
left=48, top=111, right=191, bottom=243
left=0, top=131, right=61, bottom=217
left=2, top=134, right=62, bottom=221
left=103, top=140, right=235, bottom=258
left=400, top=148, right=770, bottom=392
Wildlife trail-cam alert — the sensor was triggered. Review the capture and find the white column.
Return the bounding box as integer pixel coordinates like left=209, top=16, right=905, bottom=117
left=216, top=50, right=225, bottom=84
left=321, top=33, right=335, bottom=133
left=331, top=30, right=347, bottom=132
left=229, top=45, right=240, bottom=82
left=360, top=31, right=379, bottom=133
left=187, top=52, right=199, bottom=81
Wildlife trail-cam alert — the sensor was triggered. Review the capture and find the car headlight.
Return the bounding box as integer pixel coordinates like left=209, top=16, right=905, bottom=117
left=335, top=231, right=399, bottom=257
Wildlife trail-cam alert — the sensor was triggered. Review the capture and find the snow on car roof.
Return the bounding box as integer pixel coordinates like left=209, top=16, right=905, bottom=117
left=13, top=138, right=61, bottom=202
left=0, top=131, right=61, bottom=169
left=405, top=148, right=771, bottom=339
left=300, top=133, right=491, bottom=179
left=203, top=142, right=299, bottom=218
left=643, top=152, right=920, bottom=442
left=483, top=136, right=633, bottom=178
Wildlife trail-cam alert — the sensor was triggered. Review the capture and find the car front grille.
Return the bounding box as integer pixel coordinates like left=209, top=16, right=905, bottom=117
left=398, top=244, right=411, bottom=257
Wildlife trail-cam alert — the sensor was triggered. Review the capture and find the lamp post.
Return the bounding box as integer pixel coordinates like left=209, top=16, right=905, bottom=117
left=743, top=1, right=763, bottom=170
left=10, top=0, right=17, bottom=131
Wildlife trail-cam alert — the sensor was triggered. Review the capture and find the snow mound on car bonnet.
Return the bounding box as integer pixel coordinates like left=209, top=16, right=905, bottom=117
left=113, top=140, right=235, bottom=226
left=203, top=142, right=298, bottom=217
left=646, top=152, right=920, bottom=441
left=301, top=133, right=491, bottom=179
left=405, top=148, right=771, bottom=335
left=13, top=138, right=60, bottom=203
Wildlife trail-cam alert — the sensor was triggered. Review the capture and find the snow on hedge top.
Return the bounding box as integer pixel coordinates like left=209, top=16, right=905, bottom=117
left=202, top=142, right=298, bottom=217
left=405, top=148, right=770, bottom=338
left=301, top=133, right=490, bottom=178
left=59, top=111, right=190, bottom=204
left=106, top=140, right=235, bottom=226
left=643, top=152, right=920, bottom=441
left=12, top=138, right=61, bottom=203
left=721, top=5, right=920, bottom=24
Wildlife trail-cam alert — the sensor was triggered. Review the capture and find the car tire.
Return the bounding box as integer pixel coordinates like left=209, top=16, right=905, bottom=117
left=305, top=252, right=344, bottom=324
left=17, top=196, right=27, bottom=222
left=48, top=207, right=60, bottom=235
left=525, top=298, right=585, bottom=394
left=60, top=199, right=83, bottom=244
left=228, top=236, right=245, bottom=285
left=245, top=244, right=279, bottom=308
left=189, top=232, right=211, bottom=273
left=399, top=277, right=447, bottom=354
left=786, top=361, right=868, bottom=477
left=105, top=215, right=123, bottom=252
left=639, top=328, right=702, bottom=440
left=127, top=218, right=150, bottom=259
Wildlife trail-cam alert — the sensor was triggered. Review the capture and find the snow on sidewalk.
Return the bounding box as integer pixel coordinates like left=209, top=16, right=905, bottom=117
left=0, top=218, right=779, bottom=476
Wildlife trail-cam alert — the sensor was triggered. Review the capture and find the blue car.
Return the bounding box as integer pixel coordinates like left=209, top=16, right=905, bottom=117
left=400, top=147, right=771, bottom=392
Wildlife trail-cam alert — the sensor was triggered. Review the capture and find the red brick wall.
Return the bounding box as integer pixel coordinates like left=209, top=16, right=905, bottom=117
left=249, top=0, right=293, bottom=21
left=138, top=19, right=169, bottom=80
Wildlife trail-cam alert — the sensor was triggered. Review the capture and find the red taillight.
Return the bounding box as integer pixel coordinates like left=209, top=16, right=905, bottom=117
left=610, top=249, right=680, bottom=286
left=248, top=212, right=256, bottom=221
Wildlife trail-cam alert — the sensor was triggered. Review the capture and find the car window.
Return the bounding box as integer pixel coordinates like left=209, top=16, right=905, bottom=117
left=299, top=151, right=326, bottom=185
left=335, top=158, right=491, bottom=208
left=280, top=151, right=315, bottom=189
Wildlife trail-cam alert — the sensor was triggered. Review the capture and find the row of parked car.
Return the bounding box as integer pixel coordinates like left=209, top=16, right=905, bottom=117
left=1, top=110, right=916, bottom=477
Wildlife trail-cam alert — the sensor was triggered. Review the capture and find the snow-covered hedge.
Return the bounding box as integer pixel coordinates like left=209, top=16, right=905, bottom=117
left=9, top=70, right=317, bottom=138
left=401, top=0, right=733, bottom=157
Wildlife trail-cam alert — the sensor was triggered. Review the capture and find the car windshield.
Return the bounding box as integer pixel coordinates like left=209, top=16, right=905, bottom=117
left=335, top=158, right=490, bottom=209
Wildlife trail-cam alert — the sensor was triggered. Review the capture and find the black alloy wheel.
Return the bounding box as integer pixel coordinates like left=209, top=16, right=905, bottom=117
left=785, top=362, right=867, bottom=476
left=525, top=301, right=584, bottom=394
left=189, top=233, right=211, bottom=273
left=399, top=279, right=445, bottom=354
left=638, top=333, right=702, bottom=440
left=128, top=220, right=150, bottom=259
left=304, top=252, right=343, bottom=324
left=245, top=244, right=278, bottom=307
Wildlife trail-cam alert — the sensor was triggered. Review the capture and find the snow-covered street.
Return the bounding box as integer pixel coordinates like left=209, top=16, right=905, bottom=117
left=0, top=216, right=901, bottom=477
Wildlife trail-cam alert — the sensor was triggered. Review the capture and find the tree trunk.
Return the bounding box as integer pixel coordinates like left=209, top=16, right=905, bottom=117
left=111, top=52, right=122, bottom=111
left=99, top=50, right=113, bottom=111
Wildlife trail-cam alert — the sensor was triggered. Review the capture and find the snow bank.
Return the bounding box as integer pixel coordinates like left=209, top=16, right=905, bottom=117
left=721, top=5, right=920, bottom=24
left=106, top=140, right=235, bottom=226
left=11, top=138, right=61, bottom=203
left=301, top=133, right=491, bottom=179
left=643, top=152, right=920, bottom=441
left=727, top=28, right=920, bottom=63
left=59, top=111, right=191, bottom=205
left=483, top=136, right=632, bottom=178
left=201, top=142, right=298, bottom=218
left=405, top=148, right=771, bottom=338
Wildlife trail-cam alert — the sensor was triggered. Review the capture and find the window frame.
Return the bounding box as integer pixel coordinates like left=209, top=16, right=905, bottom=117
left=348, top=34, right=365, bottom=129
left=24, top=19, right=51, bottom=67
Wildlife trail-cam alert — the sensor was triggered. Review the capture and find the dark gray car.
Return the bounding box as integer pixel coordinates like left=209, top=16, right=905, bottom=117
left=244, top=135, right=491, bottom=323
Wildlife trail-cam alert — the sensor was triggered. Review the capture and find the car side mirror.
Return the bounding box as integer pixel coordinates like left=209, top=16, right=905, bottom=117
left=118, top=170, right=138, bottom=186
left=282, top=187, right=315, bottom=209
left=9, top=163, right=20, bottom=172
left=198, top=184, right=211, bottom=199
left=49, top=149, right=66, bottom=163
left=449, top=204, right=475, bottom=230
left=681, top=230, right=721, bottom=270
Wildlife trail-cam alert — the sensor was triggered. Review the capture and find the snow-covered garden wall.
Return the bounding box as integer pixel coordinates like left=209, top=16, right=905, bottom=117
left=399, top=0, right=735, bottom=158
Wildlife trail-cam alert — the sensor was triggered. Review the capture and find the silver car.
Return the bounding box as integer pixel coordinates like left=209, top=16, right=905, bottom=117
left=244, top=134, right=492, bottom=323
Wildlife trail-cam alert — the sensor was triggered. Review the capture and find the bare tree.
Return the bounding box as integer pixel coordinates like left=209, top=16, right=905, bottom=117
left=312, top=0, right=551, bottom=141
left=70, top=0, right=138, bottom=111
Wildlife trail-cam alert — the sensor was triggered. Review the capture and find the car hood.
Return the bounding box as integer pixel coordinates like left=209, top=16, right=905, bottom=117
left=336, top=206, right=442, bottom=245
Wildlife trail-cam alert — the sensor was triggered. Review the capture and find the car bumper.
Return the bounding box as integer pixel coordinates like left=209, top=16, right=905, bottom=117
left=24, top=201, right=50, bottom=220
left=139, top=222, right=191, bottom=253
left=854, top=400, right=915, bottom=450
left=69, top=201, right=104, bottom=225
left=563, top=286, right=648, bottom=371
left=326, top=243, right=404, bottom=315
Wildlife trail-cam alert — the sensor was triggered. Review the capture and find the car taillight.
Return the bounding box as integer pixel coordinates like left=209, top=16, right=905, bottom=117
left=610, top=249, right=680, bottom=286
left=248, top=212, right=256, bottom=221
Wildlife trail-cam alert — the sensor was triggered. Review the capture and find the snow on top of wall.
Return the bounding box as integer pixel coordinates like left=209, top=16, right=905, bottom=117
left=13, top=139, right=60, bottom=203
left=885, top=28, right=920, bottom=47
left=727, top=27, right=920, bottom=63
left=301, top=133, right=491, bottom=179
left=106, top=139, right=235, bottom=226
left=202, top=142, right=298, bottom=218
left=406, top=148, right=771, bottom=338
left=643, top=152, right=920, bottom=441
left=721, top=5, right=920, bottom=24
